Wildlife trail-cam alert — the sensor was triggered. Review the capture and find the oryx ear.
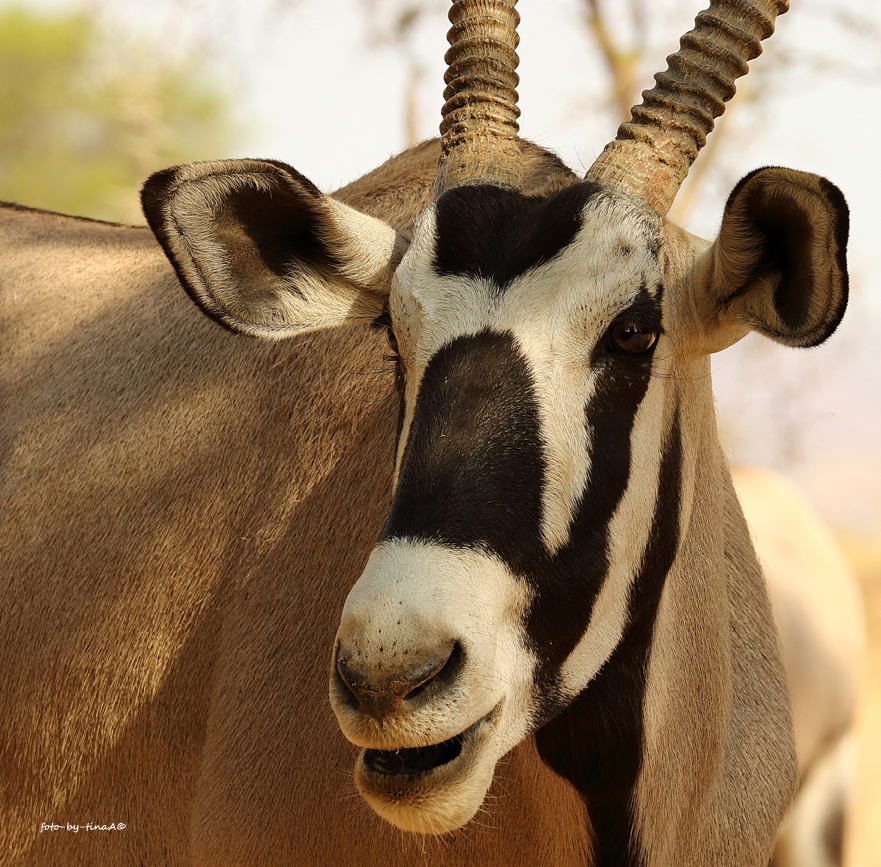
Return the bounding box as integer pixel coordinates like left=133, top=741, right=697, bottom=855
left=141, top=159, right=409, bottom=338
left=700, top=167, right=849, bottom=351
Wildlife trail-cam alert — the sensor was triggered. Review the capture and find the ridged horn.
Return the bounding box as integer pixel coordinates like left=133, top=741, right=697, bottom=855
left=586, top=0, right=790, bottom=216
left=434, top=0, right=522, bottom=198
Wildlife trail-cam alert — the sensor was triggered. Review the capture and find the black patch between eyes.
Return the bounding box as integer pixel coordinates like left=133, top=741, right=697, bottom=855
left=432, top=183, right=602, bottom=290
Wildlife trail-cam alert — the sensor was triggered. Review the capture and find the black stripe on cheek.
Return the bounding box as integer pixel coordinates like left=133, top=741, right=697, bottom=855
left=535, top=406, right=683, bottom=867
left=380, top=331, right=547, bottom=563
left=525, top=282, right=663, bottom=682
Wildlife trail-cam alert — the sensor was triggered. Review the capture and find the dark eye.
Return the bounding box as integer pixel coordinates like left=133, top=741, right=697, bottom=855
left=607, top=317, right=659, bottom=356
left=385, top=326, right=400, bottom=357
left=371, top=308, right=400, bottom=360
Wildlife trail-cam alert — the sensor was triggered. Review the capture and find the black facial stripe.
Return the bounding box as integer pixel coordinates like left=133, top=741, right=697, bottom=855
left=529, top=283, right=663, bottom=677
left=433, top=183, right=602, bottom=291
left=535, top=405, right=683, bottom=867
left=380, top=331, right=547, bottom=559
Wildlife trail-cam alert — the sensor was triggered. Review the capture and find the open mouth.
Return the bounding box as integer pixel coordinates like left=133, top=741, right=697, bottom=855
left=360, top=709, right=494, bottom=778
left=364, top=731, right=464, bottom=775
left=354, top=703, right=506, bottom=833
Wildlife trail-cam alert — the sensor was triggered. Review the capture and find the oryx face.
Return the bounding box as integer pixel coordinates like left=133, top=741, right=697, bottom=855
left=330, top=183, right=679, bottom=833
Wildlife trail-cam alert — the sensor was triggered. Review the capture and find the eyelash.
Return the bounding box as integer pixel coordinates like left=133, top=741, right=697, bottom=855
left=370, top=308, right=401, bottom=362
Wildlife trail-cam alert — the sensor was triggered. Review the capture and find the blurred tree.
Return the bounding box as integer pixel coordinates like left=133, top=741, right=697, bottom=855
left=0, top=5, right=235, bottom=223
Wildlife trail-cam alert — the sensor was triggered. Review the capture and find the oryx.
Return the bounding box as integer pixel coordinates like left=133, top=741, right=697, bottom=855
left=1, top=0, right=852, bottom=865
left=136, top=0, right=847, bottom=863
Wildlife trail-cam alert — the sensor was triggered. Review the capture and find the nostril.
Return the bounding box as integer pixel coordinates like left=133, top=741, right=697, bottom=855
left=405, top=679, right=431, bottom=701
left=335, top=658, right=363, bottom=712
left=405, top=641, right=463, bottom=701
left=333, top=642, right=463, bottom=720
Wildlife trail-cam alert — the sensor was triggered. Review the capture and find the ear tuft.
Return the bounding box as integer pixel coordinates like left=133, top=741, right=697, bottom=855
left=141, top=159, right=408, bottom=339
left=709, top=167, right=849, bottom=348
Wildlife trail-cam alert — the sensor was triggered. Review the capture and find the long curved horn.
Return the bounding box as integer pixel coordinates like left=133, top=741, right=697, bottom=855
left=434, top=0, right=522, bottom=198
left=587, top=0, right=789, bottom=216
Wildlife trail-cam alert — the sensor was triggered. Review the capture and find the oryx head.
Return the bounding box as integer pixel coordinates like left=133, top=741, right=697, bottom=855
left=142, top=0, right=847, bottom=840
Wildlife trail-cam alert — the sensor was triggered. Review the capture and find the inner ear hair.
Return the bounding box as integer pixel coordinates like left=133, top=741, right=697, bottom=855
left=142, top=159, right=407, bottom=339
left=710, top=167, right=849, bottom=348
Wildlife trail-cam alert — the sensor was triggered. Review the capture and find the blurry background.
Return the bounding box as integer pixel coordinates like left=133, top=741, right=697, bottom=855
left=1, top=0, right=878, bottom=861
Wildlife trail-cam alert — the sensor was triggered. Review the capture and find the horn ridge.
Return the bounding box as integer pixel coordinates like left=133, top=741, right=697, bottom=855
left=586, top=0, right=789, bottom=215
left=435, top=0, right=523, bottom=198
